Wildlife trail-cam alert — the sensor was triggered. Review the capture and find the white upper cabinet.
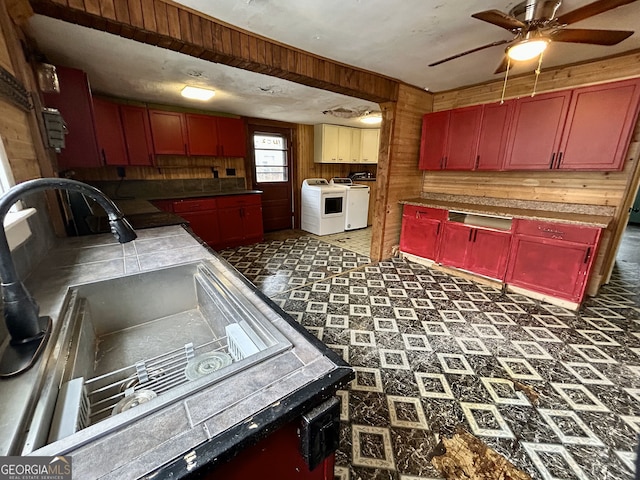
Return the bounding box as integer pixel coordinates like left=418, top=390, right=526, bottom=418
left=314, top=124, right=380, bottom=164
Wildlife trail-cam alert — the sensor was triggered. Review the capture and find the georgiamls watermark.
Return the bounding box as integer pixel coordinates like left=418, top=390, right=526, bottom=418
left=0, top=456, right=71, bottom=480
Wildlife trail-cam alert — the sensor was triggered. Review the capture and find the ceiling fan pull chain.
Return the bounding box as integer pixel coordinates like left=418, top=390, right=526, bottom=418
left=500, top=56, right=511, bottom=105
left=531, top=51, right=545, bottom=97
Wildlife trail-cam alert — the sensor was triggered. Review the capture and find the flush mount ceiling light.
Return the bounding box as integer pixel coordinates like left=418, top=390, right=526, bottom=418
left=181, top=86, right=215, bottom=101
left=360, top=112, right=382, bottom=125
left=507, top=38, right=549, bottom=61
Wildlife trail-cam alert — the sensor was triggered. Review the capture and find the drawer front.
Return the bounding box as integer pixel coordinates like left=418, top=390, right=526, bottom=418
left=172, top=198, right=218, bottom=213
left=403, top=205, right=447, bottom=221
left=217, top=194, right=262, bottom=209
left=515, top=219, right=599, bottom=245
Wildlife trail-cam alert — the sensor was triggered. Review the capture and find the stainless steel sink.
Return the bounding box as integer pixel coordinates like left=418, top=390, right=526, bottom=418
left=23, top=260, right=291, bottom=453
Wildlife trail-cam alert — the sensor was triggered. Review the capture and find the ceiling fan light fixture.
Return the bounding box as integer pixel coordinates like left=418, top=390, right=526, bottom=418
left=181, top=85, right=216, bottom=101
left=507, top=38, right=549, bottom=61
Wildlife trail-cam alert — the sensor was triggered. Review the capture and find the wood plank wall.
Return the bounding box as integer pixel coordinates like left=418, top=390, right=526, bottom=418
left=29, top=0, right=399, bottom=103
left=370, top=84, right=433, bottom=260
left=0, top=6, right=40, bottom=182
left=428, top=53, right=640, bottom=293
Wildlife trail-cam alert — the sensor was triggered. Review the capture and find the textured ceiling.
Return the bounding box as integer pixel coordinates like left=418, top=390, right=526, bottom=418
left=26, top=0, right=640, bottom=125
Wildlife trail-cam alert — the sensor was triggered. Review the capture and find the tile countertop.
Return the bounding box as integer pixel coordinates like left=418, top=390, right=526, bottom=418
left=400, top=194, right=615, bottom=228
left=0, top=225, right=351, bottom=479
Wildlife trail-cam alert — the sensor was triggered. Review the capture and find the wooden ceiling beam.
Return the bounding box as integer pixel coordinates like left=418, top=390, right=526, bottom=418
left=29, top=0, right=399, bottom=103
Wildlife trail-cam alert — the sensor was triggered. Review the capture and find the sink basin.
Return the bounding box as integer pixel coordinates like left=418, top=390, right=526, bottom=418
left=24, top=260, right=291, bottom=453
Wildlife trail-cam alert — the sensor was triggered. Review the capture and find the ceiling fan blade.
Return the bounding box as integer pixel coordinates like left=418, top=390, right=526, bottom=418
left=551, top=28, right=634, bottom=45
left=428, top=39, right=511, bottom=67
left=471, top=10, right=526, bottom=30
left=555, top=0, right=638, bottom=25
left=494, top=56, right=510, bottom=74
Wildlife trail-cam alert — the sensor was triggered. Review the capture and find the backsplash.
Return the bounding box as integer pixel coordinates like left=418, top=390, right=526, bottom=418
left=87, top=178, right=247, bottom=200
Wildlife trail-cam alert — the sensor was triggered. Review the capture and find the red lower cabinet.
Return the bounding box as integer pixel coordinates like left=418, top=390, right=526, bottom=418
left=437, top=222, right=511, bottom=280
left=399, top=206, right=447, bottom=260
left=505, top=220, right=601, bottom=303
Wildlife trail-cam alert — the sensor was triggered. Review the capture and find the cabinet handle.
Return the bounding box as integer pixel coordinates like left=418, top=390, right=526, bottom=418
left=468, top=229, right=473, bottom=241
left=556, top=151, right=563, bottom=168
left=583, top=247, right=592, bottom=264
left=436, top=223, right=440, bottom=235
left=474, top=155, right=480, bottom=170
left=443, top=156, right=447, bottom=169
left=184, top=144, right=188, bottom=155
left=101, top=149, right=107, bottom=166
left=473, top=230, right=478, bottom=242
left=549, top=152, right=555, bottom=169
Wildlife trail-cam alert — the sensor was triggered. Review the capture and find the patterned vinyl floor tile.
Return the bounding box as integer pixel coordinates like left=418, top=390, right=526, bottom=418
left=222, top=225, right=640, bottom=480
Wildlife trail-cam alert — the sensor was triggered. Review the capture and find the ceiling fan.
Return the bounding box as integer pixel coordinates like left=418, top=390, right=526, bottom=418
left=428, top=0, right=638, bottom=74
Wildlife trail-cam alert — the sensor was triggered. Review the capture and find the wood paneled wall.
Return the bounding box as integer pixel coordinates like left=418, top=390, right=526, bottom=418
left=427, top=53, right=640, bottom=292
left=370, top=84, right=433, bottom=260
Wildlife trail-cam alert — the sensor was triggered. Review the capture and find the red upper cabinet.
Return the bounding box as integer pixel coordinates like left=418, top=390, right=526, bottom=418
left=444, top=106, right=483, bottom=170
left=557, top=78, right=640, bottom=171
left=419, top=106, right=482, bottom=170
left=43, top=66, right=102, bottom=169
left=217, top=117, right=247, bottom=157
left=504, top=90, right=572, bottom=170
left=149, top=110, right=188, bottom=155
left=476, top=101, right=514, bottom=171
left=186, top=114, right=218, bottom=156
left=93, top=97, right=128, bottom=166
left=419, top=111, right=449, bottom=170
left=120, top=105, right=154, bottom=166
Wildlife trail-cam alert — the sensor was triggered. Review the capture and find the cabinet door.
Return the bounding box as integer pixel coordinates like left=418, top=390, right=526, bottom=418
left=476, top=101, right=514, bottom=170
left=505, top=235, right=592, bottom=302
left=350, top=128, right=361, bottom=163
left=148, top=110, right=187, bottom=155
left=242, top=204, right=264, bottom=241
left=93, top=97, right=128, bottom=166
left=120, top=105, right=154, bottom=166
left=466, top=228, right=511, bottom=279
left=337, top=127, right=352, bottom=163
left=360, top=129, right=380, bottom=164
left=317, top=125, right=339, bottom=163
left=217, top=117, right=246, bottom=157
left=504, top=91, right=572, bottom=170
left=180, top=210, right=220, bottom=246
left=444, top=105, right=482, bottom=170
left=557, top=78, right=640, bottom=171
left=43, top=66, right=102, bottom=168
left=419, top=111, right=449, bottom=170
left=186, top=114, right=217, bottom=156
left=218, top=207, right=245, bottom=245
left=437, top=222, right=472, bottom=269
left=400, top=215, right=442, bottom=260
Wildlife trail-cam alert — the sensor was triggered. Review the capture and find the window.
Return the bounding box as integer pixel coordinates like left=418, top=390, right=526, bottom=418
left=0, top=135, right=35, bottom=250
left=253, top=134, right=288, bottom=183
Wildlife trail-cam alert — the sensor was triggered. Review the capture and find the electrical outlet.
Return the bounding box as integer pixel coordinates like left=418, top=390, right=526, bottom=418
left=226, top=168, right=236, bottom=177
left=116, top=166, right=126, bottom=178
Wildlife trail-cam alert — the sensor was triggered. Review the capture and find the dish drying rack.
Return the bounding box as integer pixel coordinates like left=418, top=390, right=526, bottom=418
left=48, top=324, right=261, bottom=443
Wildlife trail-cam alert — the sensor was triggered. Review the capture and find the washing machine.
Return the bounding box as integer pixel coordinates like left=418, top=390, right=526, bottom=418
left=301, top=179, right=346, bottom=235
left=329, top=178, right=370, bottom=230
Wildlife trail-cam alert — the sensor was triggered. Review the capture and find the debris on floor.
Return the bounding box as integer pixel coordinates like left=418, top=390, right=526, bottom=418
left=431, top=430, right=531, bottom=480
left=513, top=381, right=539, bottom=406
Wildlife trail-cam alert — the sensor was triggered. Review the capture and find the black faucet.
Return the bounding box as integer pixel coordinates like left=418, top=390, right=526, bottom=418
left=0, top=178, right=137, bottom=377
